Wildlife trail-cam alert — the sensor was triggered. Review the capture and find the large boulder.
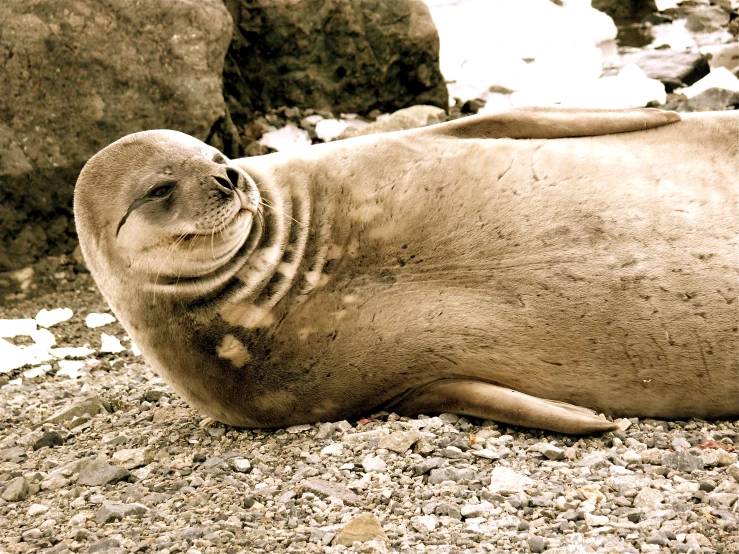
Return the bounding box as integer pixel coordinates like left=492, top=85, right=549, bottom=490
left=591, top=0, right=657, bottom=18
left=223, top=0, right=448, bottom=123
left=0, top=0, right=232, bottom=271
left=602, top=50, right=710, bottom=93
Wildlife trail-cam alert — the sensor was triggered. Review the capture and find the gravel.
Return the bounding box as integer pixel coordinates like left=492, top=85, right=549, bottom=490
left=0, top=261, right=738, bottom=553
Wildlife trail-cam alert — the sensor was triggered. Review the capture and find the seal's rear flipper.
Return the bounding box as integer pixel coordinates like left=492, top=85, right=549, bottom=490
left=392, top=379, right=618, bottom=435
left=426, top=107, right=681, bottom=140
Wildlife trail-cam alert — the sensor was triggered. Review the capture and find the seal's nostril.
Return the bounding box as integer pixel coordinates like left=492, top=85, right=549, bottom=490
left=214, top=176, right=233, bottom=192
left=226, top=168, right=240, bottom=189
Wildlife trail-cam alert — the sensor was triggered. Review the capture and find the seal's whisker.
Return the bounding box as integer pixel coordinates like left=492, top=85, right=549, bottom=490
left=260, top=198, right=307, bottom=228
left=210, top=222, right=217, bottom=261
left=153, top=234, right=187, bottom=303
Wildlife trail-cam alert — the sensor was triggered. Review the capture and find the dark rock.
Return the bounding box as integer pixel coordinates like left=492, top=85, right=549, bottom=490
left=0, top=0, right=232, bottom=270
left=77, top=460, right=131, bottom=486
left=223, top=0, right=447, bottom=123
left=461, top=99, right=486, bottom=114
left=642, top=13, right=673, bottom=25
left=192, top=453, right=207, bottom=464
left=592, top=0, right=657, bottom=18
left=603, top=50, right=710, bottom=92
left=675, top=88, right=739, bottom=112
left=142, top=389, right=167, bottom=403
left=33, top=431, right=65, bottom=450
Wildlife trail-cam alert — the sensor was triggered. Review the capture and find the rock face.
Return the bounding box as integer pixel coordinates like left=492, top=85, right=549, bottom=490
left=0, top=0, right=232, bottom=271
left=591, top=0, right=657, bottom=18
left=223, top=0, right=448, bottom=122
left=603, top=50, right=710, bottom=93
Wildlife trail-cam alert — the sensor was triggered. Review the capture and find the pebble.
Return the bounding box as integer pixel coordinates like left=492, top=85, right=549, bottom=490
left=489, top=466, right=535, bottom=494
left=529, top=536, right=548, bottom=553
left=361, top=456, right=387, bottom=473
left=110, top=447, right=153, bottom=469
left=662, top=451, right=704, bottom=473
left=321, top=443, right=344, bottom=456
left=2, top=476, right=30, bottom=502
left=32, top=430, right=65, bottom=450
left=460, top=500, right=495, bottom=518
left=410, top=514, right=438, bottom=533
left=95, top=500, right=148, bottom=524
left=377, top=430, right=420, bottom=453
left=77, top=459, right=131, bottom=486
left=45, top=395, right=111, bottom=425
left=27, top=503, right=49, bottom=516
left=332, top=513, right=387, bottom=546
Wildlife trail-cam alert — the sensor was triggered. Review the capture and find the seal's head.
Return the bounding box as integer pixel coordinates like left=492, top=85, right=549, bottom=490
left=74, top=130, right=261, bottom=298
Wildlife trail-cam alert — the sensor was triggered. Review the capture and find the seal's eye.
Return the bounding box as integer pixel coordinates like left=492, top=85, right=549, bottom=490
left=148, top=182, right=176, bottom=199
left=212, top=153, right=228, bottom=165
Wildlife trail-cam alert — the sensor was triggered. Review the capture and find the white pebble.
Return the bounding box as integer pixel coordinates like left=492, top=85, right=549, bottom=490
left=27, top=504, right=49, bottom=516
left=321, top=443, right=344, bottom=456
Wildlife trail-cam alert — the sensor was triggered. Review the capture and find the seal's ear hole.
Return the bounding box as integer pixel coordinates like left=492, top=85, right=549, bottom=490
left=226, top=168, right=240, bottom=189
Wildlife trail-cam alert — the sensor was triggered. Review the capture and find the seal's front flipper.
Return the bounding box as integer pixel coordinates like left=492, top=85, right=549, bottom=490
left=391, top=379, right=618, bottom=435
left=427, top=107, right=681, bottom=140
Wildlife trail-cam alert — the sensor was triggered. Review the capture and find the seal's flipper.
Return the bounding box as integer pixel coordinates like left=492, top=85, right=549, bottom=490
left=426, top=107, right=681, bottom=140
left=392, top=379, right=618, bottom=435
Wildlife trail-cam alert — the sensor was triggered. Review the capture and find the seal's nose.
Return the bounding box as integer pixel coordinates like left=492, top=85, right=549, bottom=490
left=213, top=168, right=240, bottom=193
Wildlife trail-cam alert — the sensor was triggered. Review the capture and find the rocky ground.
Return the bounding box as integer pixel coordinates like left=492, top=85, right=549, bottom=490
left=0, top=261, right=738, bottom=553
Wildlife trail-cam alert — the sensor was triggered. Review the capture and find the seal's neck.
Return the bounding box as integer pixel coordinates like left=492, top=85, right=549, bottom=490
left=202, top=162, right=346, bottom=330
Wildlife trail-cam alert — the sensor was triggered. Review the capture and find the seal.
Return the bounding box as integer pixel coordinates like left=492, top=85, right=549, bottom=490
left=74, top=107, right=739, bottom=434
